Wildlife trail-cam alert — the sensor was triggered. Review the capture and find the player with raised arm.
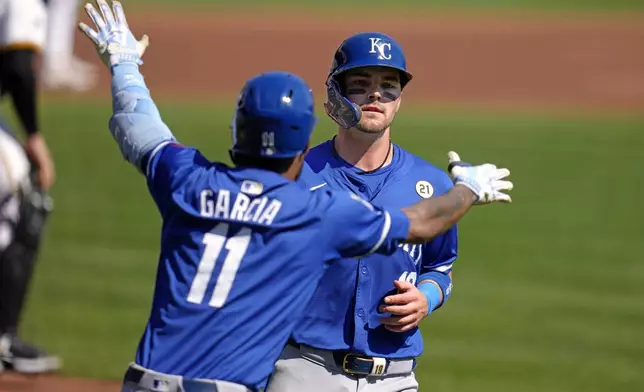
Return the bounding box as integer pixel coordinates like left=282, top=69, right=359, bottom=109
left=78, top=2, right=513, bottom=391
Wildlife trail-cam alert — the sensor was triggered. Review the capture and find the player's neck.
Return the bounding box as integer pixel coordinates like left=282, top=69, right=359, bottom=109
left=334, top=128, right=393, bottom=172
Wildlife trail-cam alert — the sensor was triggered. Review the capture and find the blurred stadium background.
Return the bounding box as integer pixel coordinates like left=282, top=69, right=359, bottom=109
left=1, top=0, right=643, bottom=391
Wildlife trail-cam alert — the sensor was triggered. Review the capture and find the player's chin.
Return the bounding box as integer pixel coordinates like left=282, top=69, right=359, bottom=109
left=356, top=118, right=388, bottom=134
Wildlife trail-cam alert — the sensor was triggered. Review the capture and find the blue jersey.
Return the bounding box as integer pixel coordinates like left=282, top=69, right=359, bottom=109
left=133, top=143, right=411, bottom=390
left=294, top=140, right=458, bottom=358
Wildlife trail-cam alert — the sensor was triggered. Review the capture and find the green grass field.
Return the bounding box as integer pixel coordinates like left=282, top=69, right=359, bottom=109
left=4, top=98, right=642, bottom=391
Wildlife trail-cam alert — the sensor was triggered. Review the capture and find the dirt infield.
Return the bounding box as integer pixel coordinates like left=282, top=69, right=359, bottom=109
left=67, top=10, right=644, bottom=114
left=1, top=8, right=642, bottom=392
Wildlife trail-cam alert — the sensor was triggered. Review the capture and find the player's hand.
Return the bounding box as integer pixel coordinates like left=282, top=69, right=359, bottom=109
left=379, top=280, right=429, bottom=333
left=24, top=134, right=56, bottom=191
left=78, top=0, right=149, bottom=68
left=447, top=151, right=513, bottom=204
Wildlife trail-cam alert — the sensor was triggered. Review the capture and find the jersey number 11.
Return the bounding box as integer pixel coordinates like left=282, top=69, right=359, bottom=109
left=186, top=223, right=251, bottom=308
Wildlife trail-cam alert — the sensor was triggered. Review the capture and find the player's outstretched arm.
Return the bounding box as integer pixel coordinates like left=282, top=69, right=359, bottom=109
left=402, top=185, right=474, bottom=243
left=325, top=152, right=512, bottom=260
left=78, top=0, right=175, bottom=173
left=402, top=151, right=513, bottom=244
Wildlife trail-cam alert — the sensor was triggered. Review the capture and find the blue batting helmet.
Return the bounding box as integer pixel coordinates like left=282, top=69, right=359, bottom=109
left=230, top=71, right=318, bottom=158
left=324, top=32, right=412, bottom=129
left=328, top=32, right=413, bottom=88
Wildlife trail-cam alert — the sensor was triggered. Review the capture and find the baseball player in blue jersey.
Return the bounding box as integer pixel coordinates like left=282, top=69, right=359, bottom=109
left=78, top=3, right=513, bottom=391
left=266, top=33, right=472, bottom=392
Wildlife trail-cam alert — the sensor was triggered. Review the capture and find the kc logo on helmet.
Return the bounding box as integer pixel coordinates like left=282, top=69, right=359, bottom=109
left=369, top=38, right=392, bottom=60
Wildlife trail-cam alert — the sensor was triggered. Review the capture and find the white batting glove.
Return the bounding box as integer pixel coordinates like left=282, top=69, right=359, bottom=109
left=78, top=0, right=149, bottom=68
left=447, top=151, right=513, bottom=204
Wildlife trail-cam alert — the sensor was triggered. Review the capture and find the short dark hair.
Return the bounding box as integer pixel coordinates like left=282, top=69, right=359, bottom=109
left=229, top=152, right=295, bottom=174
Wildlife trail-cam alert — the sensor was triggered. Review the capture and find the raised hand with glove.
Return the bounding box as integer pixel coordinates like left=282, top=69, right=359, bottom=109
left=78, top=0, right=149, bottom=68
left=77, top=0, right=175, bottom=173
left=447, top=150, right=513, bottom=204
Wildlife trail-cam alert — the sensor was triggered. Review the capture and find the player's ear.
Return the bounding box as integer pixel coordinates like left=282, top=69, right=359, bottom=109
left=292, top=149, right=308, bottom=171
left=294, top=151, right=306, bottom=165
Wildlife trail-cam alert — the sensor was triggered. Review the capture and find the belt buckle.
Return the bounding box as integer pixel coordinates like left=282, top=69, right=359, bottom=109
left=342, top=354, right=374, bottom=376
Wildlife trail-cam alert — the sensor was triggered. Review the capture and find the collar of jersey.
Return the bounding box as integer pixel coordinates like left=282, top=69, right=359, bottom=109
left=327, top=138, right=401, bottom=177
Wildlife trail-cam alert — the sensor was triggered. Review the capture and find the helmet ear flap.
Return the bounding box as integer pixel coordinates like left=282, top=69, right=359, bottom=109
left=324, top=77, right=362, bottom=129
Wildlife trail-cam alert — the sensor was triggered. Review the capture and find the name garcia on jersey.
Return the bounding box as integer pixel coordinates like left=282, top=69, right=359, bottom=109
left=200, top=189, right=282, bottom=225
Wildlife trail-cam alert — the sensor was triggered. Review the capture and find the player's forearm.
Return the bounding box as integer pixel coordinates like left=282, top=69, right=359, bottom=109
left=402, top=185, right=475, bottom=244
left=109, top=63, right=175, bottom=172
left=0, top=50, right=39, bottom=137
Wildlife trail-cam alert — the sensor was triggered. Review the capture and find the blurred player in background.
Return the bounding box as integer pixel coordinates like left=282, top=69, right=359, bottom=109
left=42, top=0, right=98, bottom=91
left=0, top=0, right=56, bottom=189
left=0, top=0, right=60, bottom=375
left=0, top=126, right=57, bottom=375
left=78, top=1, right=513, bottom=391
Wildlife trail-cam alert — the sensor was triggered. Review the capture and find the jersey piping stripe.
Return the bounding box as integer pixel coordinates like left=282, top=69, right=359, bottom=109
left=364, top=210, right=391, bottom=256
left=432, top=264, right=453, bottom=272
left=146, top=140, right=174, bottom=178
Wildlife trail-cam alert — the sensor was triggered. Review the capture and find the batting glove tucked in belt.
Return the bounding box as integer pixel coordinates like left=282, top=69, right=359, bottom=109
left=78, top=0, right=149, bottom=68
left=447, top=151, right=513, bottom=204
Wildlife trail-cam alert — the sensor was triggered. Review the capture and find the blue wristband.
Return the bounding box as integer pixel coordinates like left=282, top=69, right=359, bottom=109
left=418, top=281, right=442, bottom=316
left=418, top=271, right=453, bottom=315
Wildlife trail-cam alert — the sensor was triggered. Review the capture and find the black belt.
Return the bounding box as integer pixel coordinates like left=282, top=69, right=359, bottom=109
left=123, top=366, right=221, bottom=392
left=288, top=340, right=395, bottom=378
left=332, top=350, right=386, bottom=377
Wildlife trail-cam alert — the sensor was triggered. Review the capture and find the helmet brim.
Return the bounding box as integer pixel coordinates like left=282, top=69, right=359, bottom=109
left=331, top=62, right=413, bottom=89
